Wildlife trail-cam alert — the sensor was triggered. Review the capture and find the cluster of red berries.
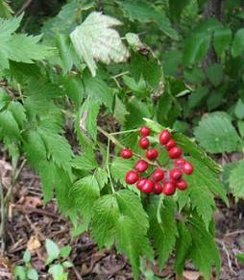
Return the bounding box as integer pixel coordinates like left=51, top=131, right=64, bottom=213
left=120, top=127, right=194, bottom=196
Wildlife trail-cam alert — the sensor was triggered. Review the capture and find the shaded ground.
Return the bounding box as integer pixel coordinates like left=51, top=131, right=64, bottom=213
left=0, top=158, right=244, bottom=280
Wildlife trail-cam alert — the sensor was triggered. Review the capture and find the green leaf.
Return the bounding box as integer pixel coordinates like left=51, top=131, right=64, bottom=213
left=70, top=12, right=129, bottom=77
left=60, top=246, right=72, bottom=259
left=110, top=157, right=134, bottom=186
left=48, top=264, right=65, bottom=280
left=72, top=175, right=100, bottom=226
left=45, top=239, right=60, bottom=264
left=169, top=0, right=190, bottom=20
left=23, top=250, right=31, bottom=263
left=229, top=160, right=244, bottom=199
left=236, top=253, right=244, bottom=264
left=118, top=0, right=178, bottom=40
left=14, top=266, right=26, bottom=280
left=27, top=268, right=38, bottom=280
left=83, top=73, right=114, bottom=110
left=148, top=198, right=178, bottom=269
left=237, top=120, right=244, bottom=138
left=234, top=99, right=244, bottom=119
left=232, top=28, right=244, bottom=57
left=92, top=194, right=120, bottom=248
left=113, top=96, right=129, bottom=125
left=175, top=222, right=192, bottom=276
left=206, top=63, right=223, bottom=87
left=94, top=168, right=108, bottom=189
left=213, top=26, right=232, bottom=56
left=0, top=110, right=20, bottom=140
left=71, top=150, right=97, bottom=171
left=189, top=217, right=220, bottom=279
left=39, top=129, right=73, bottom=171
left=7, top=34, right=52, bottom=64
left=62, top=261, right=73, bottom=268
left=78, top=98, right=100, bottom=140
left=194, top=112, right=241, bottom=153
left=0, top=0, right=13, bottom=18
left=0, top=14, right=22, bottom=40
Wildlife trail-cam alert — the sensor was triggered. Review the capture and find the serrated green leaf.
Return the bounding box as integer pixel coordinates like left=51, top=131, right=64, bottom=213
left=94, top=168, right=108, bottom=189
left=78, top=98, right=100, bottom=140
left=7, top=34, right=52, bottom=64
left=83, top=73, right=114, bottom=110
left=229, top=160, right=244, bottom=199
left=194, top=112, right=241, bottom=153
left=45, top=239, right=60, bottom=264
left=148, top=197, right=178, bottom=269
left=70, top=12, right=129, bottom=77
left=113, top=95, right=129, bottom=125
left=175, top=222, right=192, bottom=276
left=169, top=0, right=190, bottom=20
left=72, top=150, right=97, bottom=171
left=72, top=175, right=100, bottom=226
left=0, top=110, right=20, bottom=139
left=189, top=217, right=220, bottom=279
left=232, top=28, right=244, bottom=57
left=92, top=194, right=119, bottom=248
left=8, top=101, right=27, bottom=128
left=237, top=120, right=244, bottom=138
left=39, top=129, right=73, bottom=171
left=0, top=14, right=22, bottom=40
left=0, top=0, right=13, bottom=18
left=110, top=157, right=134, bottom=186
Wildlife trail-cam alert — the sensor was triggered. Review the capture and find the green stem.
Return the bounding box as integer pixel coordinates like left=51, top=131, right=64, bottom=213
left=106, top=139, right=115, bottom=193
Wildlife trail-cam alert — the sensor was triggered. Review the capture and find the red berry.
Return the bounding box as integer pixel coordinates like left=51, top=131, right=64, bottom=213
left=136, top=178, right=147, bottom=190
left=159, top=130, right=171, bottom=145
left=162, top=181, right=176, bottom=196
left=165, top=139, right=176, bottom=151
left=139, top=137, right=150, bottom=149
left=134, top=160, right=149, bottom=173
left=169, top=169, right=183, bottom=181
left=151, top=168, right=165, bottom=182
left=139, top=126, right=150, bottom=137
left=141, top=179, right=154, bottom=194
left=176, top=179, right=188, bottom=190
left=120, top=148, right=133, bottom=159
left=125, top=170, right=139, bottom=184
left=174, top=158, right=186, bottom=168
left=146, top=149, right=158, bottom=160
left=182, top=161, right=194, bottom=175
left=153, top=182, right=163, bottom=194
left=168, top=147, right=182, bottom=159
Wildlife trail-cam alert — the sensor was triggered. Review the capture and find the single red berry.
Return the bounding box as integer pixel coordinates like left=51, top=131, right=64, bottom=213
left=146, top=148, right=158, bottom=160
left=141, top=179, right=154, bottom=194
left=134, top=160, right=149, bottom=173
left=165, top=139, right=176, bottom=151
left=162, top=181, right=176, bottom=196
left=159, top=130, right=171, bottom=145
left=153, top=182, right=163, bottom=194
left=174, top=158, right=186, bottom=168
left=139, top=137, right=150, bottom=149
left=120, top=148, right=133, bottom=159
left=151, top=168, right=165, bottom=182
left=125, top=170, right=139, bottom=184
left=176, top=179, right=188, bottom=190
left=139, top=126, right=150, bottom=137
left=182, top=161, right=194, bottom=175
left=169, top=168, right=183, bottom=181
left=168, top=147, right=182, bottom=159
left=136, top=178, right=147, bottom=190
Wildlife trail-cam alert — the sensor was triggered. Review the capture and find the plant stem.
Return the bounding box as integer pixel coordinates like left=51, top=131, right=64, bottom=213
left=106, top=139, right=115, bottom=193
left=97, top=126, right=160, bottom=167
left=0, top=178, right=5, bottom=253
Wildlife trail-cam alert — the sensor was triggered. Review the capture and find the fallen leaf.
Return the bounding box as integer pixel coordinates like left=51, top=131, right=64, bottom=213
left=183, top=270, right=202, bottom=280
left=23, top=196, right=42, bottom=208
left=27, top=236, right=41, bottom=252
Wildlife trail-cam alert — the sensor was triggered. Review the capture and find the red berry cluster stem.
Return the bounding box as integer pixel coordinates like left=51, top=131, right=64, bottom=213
left=121, top=127, right=194, bottom=196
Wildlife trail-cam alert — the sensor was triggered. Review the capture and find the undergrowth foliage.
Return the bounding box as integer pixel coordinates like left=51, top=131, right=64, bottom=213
left=2, top=0, right=241, bottom=278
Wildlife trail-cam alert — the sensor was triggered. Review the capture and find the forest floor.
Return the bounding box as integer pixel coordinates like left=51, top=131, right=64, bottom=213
left=0, top=157, right=244, bottom=280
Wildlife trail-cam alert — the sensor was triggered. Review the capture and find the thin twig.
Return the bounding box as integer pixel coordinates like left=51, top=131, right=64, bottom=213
left=16, top=0, right=32, bottom=16
left=225, top=230, right=244, bottom=237
left=72, top=266, right=83, bottom=280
